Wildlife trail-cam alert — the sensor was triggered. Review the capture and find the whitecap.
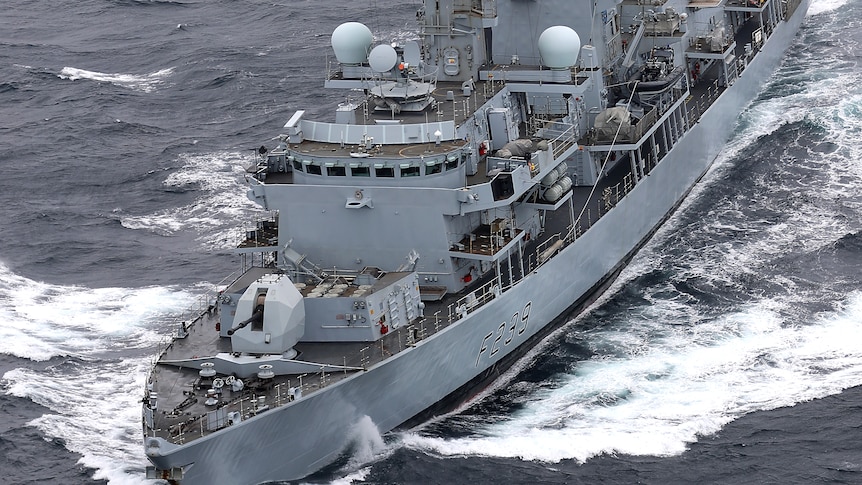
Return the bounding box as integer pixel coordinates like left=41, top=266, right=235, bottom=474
left=120, top=151, right=264, bottom=249
left=58, top=66, right=174, bottom=93
left=807, top=0, right=849, bottom=15
left=0, top=261, right=200, bottom=361
left=0, top=260, right=210, bottom=482
left=4, top=359, right=158, bottom=484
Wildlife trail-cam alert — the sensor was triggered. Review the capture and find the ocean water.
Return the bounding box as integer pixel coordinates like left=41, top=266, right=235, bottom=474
left=1, top=0, right=860, bottom=484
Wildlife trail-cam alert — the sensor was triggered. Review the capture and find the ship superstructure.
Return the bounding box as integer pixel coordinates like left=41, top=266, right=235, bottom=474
left=143, top=0, right=810, bottom=483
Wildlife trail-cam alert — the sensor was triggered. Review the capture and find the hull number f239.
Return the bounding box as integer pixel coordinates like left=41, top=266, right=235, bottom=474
left=475, top=301, right=532, bottom=367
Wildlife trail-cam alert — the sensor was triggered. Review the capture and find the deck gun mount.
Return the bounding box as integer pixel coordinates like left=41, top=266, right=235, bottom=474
left=228, top=273, right=305, bottom=357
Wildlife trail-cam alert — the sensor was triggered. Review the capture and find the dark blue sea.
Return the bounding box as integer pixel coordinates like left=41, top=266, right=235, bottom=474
left=1, top=0, right=860, bottom=484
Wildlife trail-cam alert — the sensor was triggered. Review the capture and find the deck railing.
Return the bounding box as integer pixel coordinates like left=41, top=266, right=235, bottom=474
left=550, top=124, right=579, bottom=160
left=685, top=78, right=723, bottom=126
left=148, top=271, right=237, bottom=364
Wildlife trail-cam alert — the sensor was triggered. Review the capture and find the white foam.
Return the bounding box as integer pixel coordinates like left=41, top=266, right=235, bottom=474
left=58, top=67, right=174, bottom=93
left=0, top=262, right=197, bottom=361
left=319, top=468, right=371, bottom=485
left=5, top=359, right=156, bottom=485
left=403, top=292, right=862, bottom=463
left=344, top=415, right=387, bottom=470
left=120, top=151, right=263, bottom=248
left=807, top=0, right=849, bottom=16
left=0, top=262, right=208, bottom=483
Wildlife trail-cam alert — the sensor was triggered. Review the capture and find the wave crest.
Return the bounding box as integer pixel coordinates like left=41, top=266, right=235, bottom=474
left=58, top=66, right=174, bottom=93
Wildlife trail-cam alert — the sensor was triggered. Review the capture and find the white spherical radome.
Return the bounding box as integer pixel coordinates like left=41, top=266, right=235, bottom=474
left=331, top=22, right=373, bottom=65
left=537, top=26, right=581, bottom=69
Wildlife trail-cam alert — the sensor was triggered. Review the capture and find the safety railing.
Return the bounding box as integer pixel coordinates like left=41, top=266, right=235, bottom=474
left=550, top=124, right=579, bottom=160
left=685, top=78, right=723, bottom=127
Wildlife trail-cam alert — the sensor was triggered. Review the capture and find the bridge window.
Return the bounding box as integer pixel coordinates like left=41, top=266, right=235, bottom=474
left=426, top=160, right=443, bottom=175
left=375, top=164, right=394, bottom=177
left=306, top=164, right=322, bottom=175
left=400, top=164, right=420, bottom=177
left=327, top=165, right=346, bottom=176
left=445, top=155, right=459, bottom=171
left=350, top=164, right=370, bottom=177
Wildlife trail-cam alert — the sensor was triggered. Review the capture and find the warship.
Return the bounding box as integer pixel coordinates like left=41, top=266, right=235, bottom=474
left=142, top=0, right=811, bottom=482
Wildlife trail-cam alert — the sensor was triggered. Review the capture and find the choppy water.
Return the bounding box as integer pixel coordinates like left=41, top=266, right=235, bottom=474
left=1, top=0, right=860, bottom=484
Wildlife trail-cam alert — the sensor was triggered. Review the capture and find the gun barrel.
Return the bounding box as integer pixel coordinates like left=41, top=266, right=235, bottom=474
left=227, top=305, right=264, bottom=336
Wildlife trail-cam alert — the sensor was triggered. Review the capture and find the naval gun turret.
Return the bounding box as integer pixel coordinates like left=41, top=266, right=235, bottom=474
left=229, top=273, right=305, bottom=358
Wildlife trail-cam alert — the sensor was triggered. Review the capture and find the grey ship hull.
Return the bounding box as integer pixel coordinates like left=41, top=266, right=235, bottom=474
left=145, top=4, right=810, bottom=484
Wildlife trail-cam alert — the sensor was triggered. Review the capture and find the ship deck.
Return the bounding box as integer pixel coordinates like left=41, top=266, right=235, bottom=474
left=148, top=310, right=412, bottom=445
left=287, top=79, right=505, bottom=159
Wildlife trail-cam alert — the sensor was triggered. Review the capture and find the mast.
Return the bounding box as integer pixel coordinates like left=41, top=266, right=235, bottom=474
left=419, top=0, right=498, bottom=82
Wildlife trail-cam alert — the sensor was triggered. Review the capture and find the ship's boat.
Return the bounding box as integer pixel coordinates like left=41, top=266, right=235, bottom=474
left=142, top=0, right=812, bottom=483
left=629, top=47, right=687, bottom=97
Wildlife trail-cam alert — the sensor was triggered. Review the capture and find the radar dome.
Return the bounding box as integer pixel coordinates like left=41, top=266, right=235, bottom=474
left=331, top=22, right=373, bottom=65
left=368, top=44, right=398, bottom=72
left=537, top=26, right=581, bottom=69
